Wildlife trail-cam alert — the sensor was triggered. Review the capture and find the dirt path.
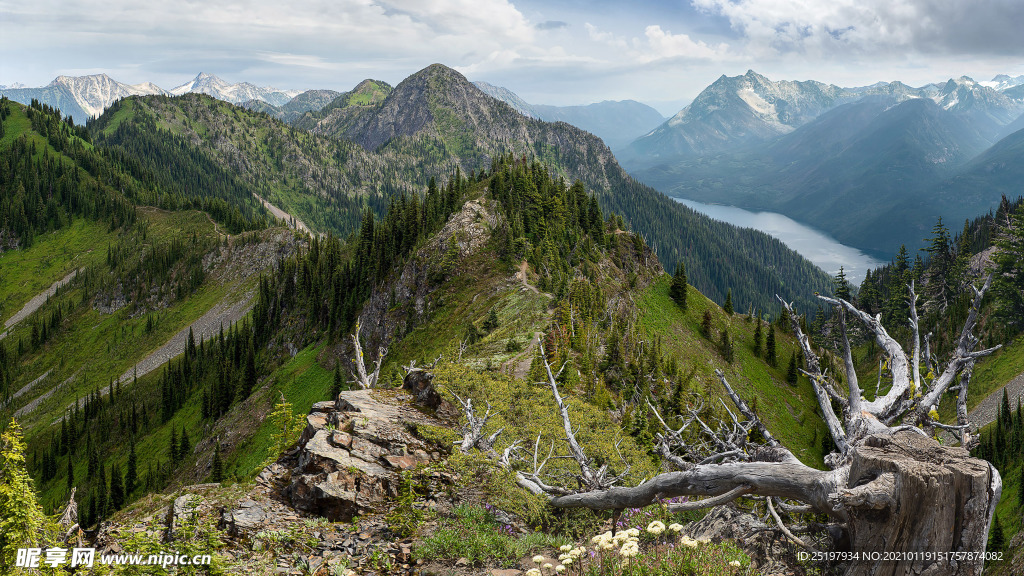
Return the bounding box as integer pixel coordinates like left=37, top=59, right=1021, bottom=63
left=965, top=371, right=1024, bottom=430
left=14, top=373, right=74, bottom=418
left=501, top=331, right=541, bottom=380
left=30, top=292, right=257, bottom=418
left=515, top=261, right=540, bottom=294
left=253, top=193, right=313, bottom=236
left=1, top=269, right=81, bottom=340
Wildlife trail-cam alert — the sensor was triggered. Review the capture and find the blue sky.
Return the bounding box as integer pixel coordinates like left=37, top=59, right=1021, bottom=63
left=2, top=0, right=1023, bottom=115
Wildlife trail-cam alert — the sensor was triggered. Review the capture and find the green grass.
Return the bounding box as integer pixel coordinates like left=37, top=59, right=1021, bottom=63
left=0, top=219, right=116, bottom=327
left=936, top=339, right=1024, bottom=423
left=384, top=247, right=551, bottom=379
left=414, top=503, right=571, bottom=568
left=637, top=275, right=830, bottom=466
left=227, top=343, right=333, bottom=478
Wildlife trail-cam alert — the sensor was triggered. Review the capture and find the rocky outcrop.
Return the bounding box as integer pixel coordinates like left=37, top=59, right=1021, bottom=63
left=284, top=390, right=444, bottom=521
left=356, top=198, right=500, bottom=351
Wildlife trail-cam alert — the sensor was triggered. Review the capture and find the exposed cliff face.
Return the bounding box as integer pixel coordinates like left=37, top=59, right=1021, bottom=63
left=356, top=198, right=501, bottom=353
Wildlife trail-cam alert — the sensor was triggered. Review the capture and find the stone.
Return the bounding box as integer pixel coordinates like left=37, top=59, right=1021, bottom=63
left=402, top=369, right=441, bottom=409
left=166, top=494, right=203, bottom=540
left=222, top=499, right=267, bottom=537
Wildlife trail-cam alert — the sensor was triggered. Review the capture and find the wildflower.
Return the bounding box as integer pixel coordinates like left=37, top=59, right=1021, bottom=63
left=697, top=537, right=711, bottom=544
left=544, top=563, right=553, bottom=570
left=560, top=544, right=573, bottom=552
left=647, top=520, right=666, bottom=535
left=562, top=557, right=573, bottom=566
left=680, top=536, right=698, bottom=549
left=619, top=542, right=640, bottom=558
left=556, top=566, right=566, bottom=573
left=668, top=523, right=684, bottom=533
left=625, top=528, right=640, bottom=538
left=533, top=555, right=546, bottom=564
left=526, top=570, right=542, bottom=576
left=729, top=560, right=742, bottom=568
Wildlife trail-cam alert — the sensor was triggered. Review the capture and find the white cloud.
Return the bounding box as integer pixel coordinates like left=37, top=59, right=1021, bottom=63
left=641, top=25, right=726, bottom=62
left=691, top=0, right=1024, bottom=57
left=585, top=22, right=728, bottom=64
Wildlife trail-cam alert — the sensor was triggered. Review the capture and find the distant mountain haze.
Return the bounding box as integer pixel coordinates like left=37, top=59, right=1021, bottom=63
left=625, top=70, right=1024, bottom=257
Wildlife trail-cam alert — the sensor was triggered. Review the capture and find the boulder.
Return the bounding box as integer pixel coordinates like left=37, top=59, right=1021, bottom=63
left=403, top=369, right=441, bottom=409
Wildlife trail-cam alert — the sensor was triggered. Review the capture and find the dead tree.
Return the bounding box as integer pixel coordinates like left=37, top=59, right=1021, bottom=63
left=511, top=277, right=1001, bottom=576
left=348, top=320, right=386, bottom=389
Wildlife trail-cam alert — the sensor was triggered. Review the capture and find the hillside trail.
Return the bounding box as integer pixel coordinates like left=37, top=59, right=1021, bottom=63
left=502, top=331, right=541, bottom=380
left=516, top=260, right=540, bottom=294
left=15, top=291, right=256, bottom=419
left=965, top=370, right=1024, bottom=430
left=0, top=268, right=81, bottom=341
left=253, top=193, right=315, bottom=236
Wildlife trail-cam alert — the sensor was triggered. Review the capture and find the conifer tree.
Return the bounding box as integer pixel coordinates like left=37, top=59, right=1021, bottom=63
left=169, top=427, right=178, bottom=463
left=125, top=441, right=137, bottom=496
left=993, top=203, right=1024, bottom=331
left=719, top=328, right=734, bottom=363
left=990, top=515, right=1005, bottom=552
left=483, top=308, right=500, bottom=333
left=331, top=364, right=344, bottom=399
left=766, top=325, right=777, bottom=368
left=669, top=262, right=688, bottom=311
left=109, top=463, right=124, bottom=510
left=723, top=289, right=734, bottom=315
left=211, top=444, right=223, bottom=483
left=834, top=267, right=851, bottom=301
left=700, top=311, right=712, bottom=339
left=179, top=428, right=191, bottom=460
left=753, top=316, right=763, bottom=357
left=66, top=456, right=74, bottom=494
left=242, top=343, right=257, bottom=398
left=786, top=352, right=799, bottom=385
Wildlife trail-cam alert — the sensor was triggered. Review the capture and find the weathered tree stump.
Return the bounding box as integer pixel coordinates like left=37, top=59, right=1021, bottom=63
left=843, top=431, right=997, bottom=576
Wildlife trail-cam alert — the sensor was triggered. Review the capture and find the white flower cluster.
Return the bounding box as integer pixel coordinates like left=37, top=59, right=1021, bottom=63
left=557, top=543, right=585, bottom=567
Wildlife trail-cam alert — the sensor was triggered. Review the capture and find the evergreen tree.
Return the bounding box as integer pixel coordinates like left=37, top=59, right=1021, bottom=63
left=169, top=427, right=178, bottom=463
left=924, top=217, right=954, bottom=310
left=109, top=463, right=124, bottom=510
left=211, top=444, right=223, bottom=483
left=483, top=308, right=500, bottom=333
left=786, top=352, right=799, bottom=385
left=719, top=328, right=734, bottom=363
left=766, top=325, right=777, bottom=368
left=1019, top=463, right=1024, bottom=507
left=993, top=203, right=1024, bottom=331
left=125, top=441, right=137, bottom=496
left=331, top=365, right=344, bottom=399
left=753, top=315, right=763, bottom=357
left=66, top=456, right=74, bottom=494
left=723, top=289, right=734, bottom=315
left=990, top=515, right=1005, bottom=552
left=179, top=428, right=191, bottom=461
left=700, top=311, right=712, bottom=339
left=241, top=344, right=257, bottom=398
left=833, top=267, right=851, bottom=301
left=669, top=262, right=688, bottom=311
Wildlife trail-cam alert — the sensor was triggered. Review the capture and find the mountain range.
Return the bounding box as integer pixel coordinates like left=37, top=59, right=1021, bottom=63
left=624, top=71, right=1024, bottom=256
left=0, top=72, right=301, bottom=122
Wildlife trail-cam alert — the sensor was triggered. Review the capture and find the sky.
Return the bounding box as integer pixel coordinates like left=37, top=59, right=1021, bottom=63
left=2, top=0, right=1024, bottom=116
